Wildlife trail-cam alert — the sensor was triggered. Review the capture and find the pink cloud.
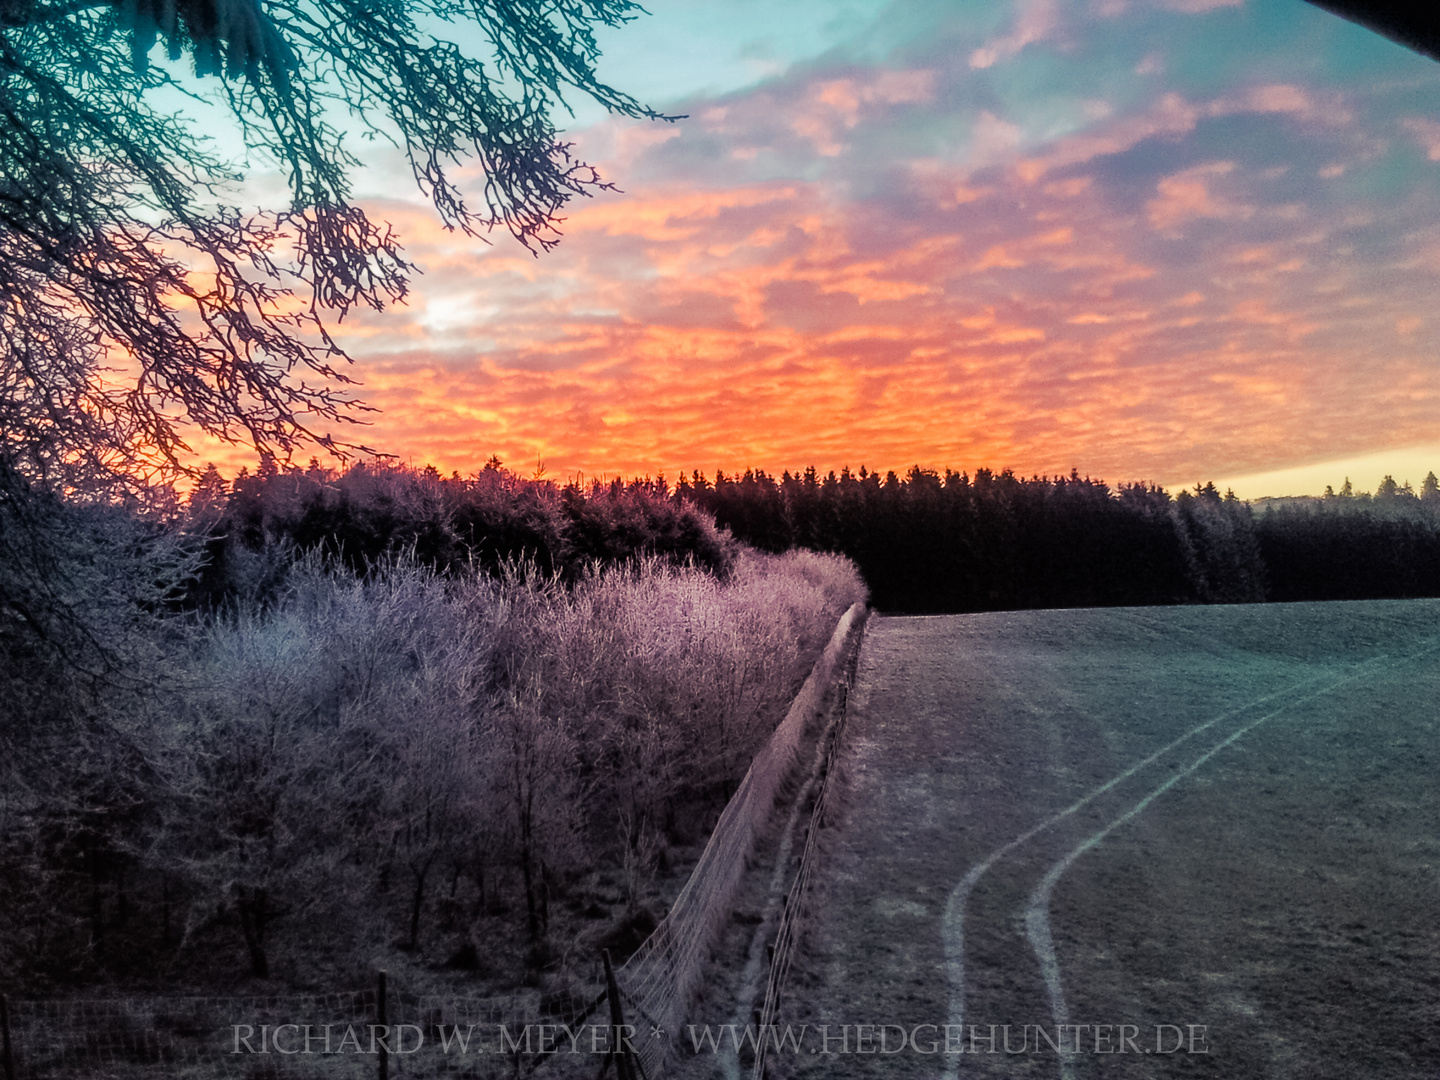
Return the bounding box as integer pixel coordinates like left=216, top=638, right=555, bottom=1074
left=791, top=69, right=936, bottom=156
left=970, top=0, right=1061, bottom=69
left=1016, top=84, right=1346, bottom=184
left=1402, top=118, right=1440, bottom=161
left=1147, top=161, right=1254, bottom=234
left=1162, top=0, right=1242, bottom=11
left=1017, top=92, right=1202, bottom=181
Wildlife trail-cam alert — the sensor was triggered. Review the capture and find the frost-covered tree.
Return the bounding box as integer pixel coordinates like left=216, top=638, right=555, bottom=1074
left=1421, top=471, right=1439, bottom=504
left=2, top=0, right=662, bottom=488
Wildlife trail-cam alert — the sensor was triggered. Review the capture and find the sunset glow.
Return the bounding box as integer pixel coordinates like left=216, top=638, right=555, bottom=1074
left=201, top=0, right=1440, bottom=494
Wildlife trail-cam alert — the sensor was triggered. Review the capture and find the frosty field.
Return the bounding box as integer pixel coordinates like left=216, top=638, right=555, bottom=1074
left=779, top=599, right=1440, bottom=1080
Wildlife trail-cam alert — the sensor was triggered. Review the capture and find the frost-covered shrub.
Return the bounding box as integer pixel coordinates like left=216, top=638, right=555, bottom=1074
left=7, top=541, right=863, bottom=988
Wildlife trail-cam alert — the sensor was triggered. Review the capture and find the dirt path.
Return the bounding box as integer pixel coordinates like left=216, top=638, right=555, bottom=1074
left=760, top=601, right=1440, bottom=1080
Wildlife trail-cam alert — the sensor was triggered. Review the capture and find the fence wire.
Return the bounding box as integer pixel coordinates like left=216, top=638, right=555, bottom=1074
left=749, top=622, right=863, bottom=1080
left=615, top=602, right=865, bottom=1080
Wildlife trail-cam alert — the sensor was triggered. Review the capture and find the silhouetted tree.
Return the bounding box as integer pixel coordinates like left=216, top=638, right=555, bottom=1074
left=2, top=0, right=663, bottom=490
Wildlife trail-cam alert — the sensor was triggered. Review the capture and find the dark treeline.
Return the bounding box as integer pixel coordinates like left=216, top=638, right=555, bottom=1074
left=1254, top=477, right=1440, bottom=602
left=191, top=458, right=1440, bottom=614
left=186, top=455, right=734, bottom=609
left=674, top=465, right=1440, bottom=612
left=675, top=465, right=1260, bottom=611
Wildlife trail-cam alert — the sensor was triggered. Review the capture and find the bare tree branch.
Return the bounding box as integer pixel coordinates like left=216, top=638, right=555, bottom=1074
left=1, top=0, right=669, bottom=489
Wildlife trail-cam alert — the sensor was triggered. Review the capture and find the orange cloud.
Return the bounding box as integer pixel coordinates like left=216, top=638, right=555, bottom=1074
left=177, top=30, right=1440, bottom=492
left=225, top=151, right=1430, bottom=491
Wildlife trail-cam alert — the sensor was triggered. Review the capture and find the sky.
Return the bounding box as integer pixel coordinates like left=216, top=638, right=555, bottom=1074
left=199, top=0, right=1440, bottom=498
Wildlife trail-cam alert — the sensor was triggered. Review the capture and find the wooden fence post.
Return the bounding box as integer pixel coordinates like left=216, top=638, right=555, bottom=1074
left=599, top=950, right=637, bottom=1080
left=377, top=970, right=388, bottom=1080
left=1, top=993, right=15, bottom=1080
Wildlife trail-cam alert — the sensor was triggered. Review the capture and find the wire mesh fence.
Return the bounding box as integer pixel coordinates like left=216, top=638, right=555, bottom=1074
left=749, top=626, right=863, bottom=1080
left=613, top=602, right=865, bottom=1080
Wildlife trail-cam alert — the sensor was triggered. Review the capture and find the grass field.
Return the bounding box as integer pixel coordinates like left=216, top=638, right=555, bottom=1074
left=771, top=599, right=1440, bottom=1080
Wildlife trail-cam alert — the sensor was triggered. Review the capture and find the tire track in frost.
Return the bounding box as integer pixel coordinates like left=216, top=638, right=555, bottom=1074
left=1022, top=640, right=1439, bottom=1080
left=938, top=659, right=1367, bottom=1080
